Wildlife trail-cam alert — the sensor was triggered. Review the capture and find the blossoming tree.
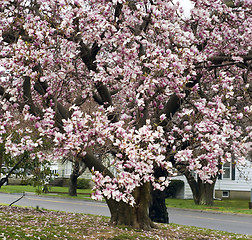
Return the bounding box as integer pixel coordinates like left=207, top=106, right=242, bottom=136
left=0, top=0, right=251, bottom=229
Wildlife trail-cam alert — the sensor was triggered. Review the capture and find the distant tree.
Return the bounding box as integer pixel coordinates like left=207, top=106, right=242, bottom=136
left=0, top=107, right=52, bottom=188
left=68, top=158, right=87, bottom=196
left=0, top=0, right=251, bottom=229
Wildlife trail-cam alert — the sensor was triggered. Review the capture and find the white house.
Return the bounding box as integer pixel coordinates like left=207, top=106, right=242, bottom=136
left=50, top=160, right=92, bottom=179
left=50, top=154, right=116, bottom=180
left=215, top=161, right=252, bottom=200
left=171, top=160, right=252, bottom=200
left=51, top=155, right=252, bottom=200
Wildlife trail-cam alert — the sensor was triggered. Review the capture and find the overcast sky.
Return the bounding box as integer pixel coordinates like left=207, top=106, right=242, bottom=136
left=178, top=0, right=194, bottom=17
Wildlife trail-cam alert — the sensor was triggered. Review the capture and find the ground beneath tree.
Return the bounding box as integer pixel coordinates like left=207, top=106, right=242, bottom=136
left=0, top=205, right=251, bottom=240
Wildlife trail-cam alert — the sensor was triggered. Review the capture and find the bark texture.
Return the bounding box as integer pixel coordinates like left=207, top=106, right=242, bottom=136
left=108, top=183, right=155, bottom=230
left=68, top=173, right=78, bottom=196
left=149, top=189, right=169, bottom=223
left=186, top=174, right=216, bottom=206
left=68, top=160, right=87, bottom=196
left=81, top=154, right=155, bottom=229
left=149, top=167, right=169, bottom=223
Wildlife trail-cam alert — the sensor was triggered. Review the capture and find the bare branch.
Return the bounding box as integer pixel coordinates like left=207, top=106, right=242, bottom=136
left=73, top=95, right=88, bottom=106
left=0, top=155, right=27, bottom=188
left=81, top=152, right=114, bottom=179
left=208, top=55, right=252, bottom=64
left=79, top=41, right=100, bottom=72
left=0, top=86, right=12, bottom=101
left=23, top=76, right=43, bottom=116
left=93, top=93, right=103, bottom=105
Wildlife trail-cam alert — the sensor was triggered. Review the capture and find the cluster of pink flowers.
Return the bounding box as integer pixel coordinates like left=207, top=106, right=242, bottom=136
left=0, top=0, right=251, bottom=204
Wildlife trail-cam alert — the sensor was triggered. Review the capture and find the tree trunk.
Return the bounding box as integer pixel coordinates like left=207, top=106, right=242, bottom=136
left=186, top=173, right=216, bottom=206
left=68, top=161, right=80, bottom=196
left=68, top=173, right=78, bottom=196
left=149, top=189, right=169, bottom=223
left=107, top=183, right=156, bottom=230
left=149, top=167, right=169, bottom=223
left=81, top=153, right=155, bottom=229
left=193, top=179, right=215, bottom=205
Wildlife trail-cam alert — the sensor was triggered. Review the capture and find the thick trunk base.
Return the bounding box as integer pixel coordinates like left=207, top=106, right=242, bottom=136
left=107, top=183, right=156, bottom=230
left=149, top=189, right=169, bottom=223
left=109, top=201, right=156, bottom=230
left=194, top=181, right=215, bottom=206
left=191, top=178, right=215, bottom=206
left=184, top=171, right=216, bottom=206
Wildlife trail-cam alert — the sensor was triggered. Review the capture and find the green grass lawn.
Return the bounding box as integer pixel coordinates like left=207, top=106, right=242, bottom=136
left=1, top=186, right=252, bottom=239
left=0, top=205, right=251, bottom=240
left=165, top=198, right=252, bottom=214
left=0, top=185, right=93, bottom=200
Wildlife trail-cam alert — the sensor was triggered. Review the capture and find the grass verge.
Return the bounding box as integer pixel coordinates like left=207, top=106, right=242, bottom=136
left=0, top=205, right=251, bottom=240
left=165, top=198, right=252, bottom=215
left=0, top=185, right=93, bottom=200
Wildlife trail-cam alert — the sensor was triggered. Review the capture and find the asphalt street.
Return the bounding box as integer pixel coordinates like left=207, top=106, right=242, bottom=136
left=1, top=192, right=252, bottom=235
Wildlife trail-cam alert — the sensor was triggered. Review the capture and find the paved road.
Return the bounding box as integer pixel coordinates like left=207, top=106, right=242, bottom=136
left=168, top=208, right=252, bottom=235
left=0, top=192, right=110, bottom=216
left=1, top=192, right=252, bottom=235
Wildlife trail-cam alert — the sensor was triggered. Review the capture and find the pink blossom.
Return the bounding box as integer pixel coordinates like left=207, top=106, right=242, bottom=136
left=0, top=0, right=250, bottom=206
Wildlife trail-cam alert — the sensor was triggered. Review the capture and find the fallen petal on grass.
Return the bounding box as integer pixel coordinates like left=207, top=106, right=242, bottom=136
left=0, top=205, right=251, bottom=240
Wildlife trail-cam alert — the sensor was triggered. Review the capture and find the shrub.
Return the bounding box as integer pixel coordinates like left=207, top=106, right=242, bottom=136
left=77, top=178, right=90, bottom=189
left=164, top=180, right=184, bottom=198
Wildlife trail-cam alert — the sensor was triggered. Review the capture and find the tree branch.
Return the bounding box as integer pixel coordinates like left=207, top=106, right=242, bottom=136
left=160, top=74, right=201, bottom=123
left=23, top=76, right=43, bottom=116
left=73, top=95, right=88, bottom=106
left=93, top=93, right=103, bottom=105
left=34, top=79, right=70, bottom=128
left=0, top=86, right=12, bottom=101
left=79, top=40, right=100, bottom=72
left=0, top=155, right=27, bottom=188
left=208, top=54, right=252, bottom=64
left=81, top=152, right=114, bottom=179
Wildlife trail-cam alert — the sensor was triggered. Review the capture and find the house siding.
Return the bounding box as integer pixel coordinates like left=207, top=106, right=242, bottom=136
left=215, top=161, right=252, bottom=200
left=52, top=159, right=252, bottom=200
left=171, top=160, right=252, bottom=200
left=171, top=175, right=193, bottom=199
left=215, top=190, right=251, bottom=200
left=215, top=179, right=252, bottom=192
left=215, top=162, right=252, bottom=200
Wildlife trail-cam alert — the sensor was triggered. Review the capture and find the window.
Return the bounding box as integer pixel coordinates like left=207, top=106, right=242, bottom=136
left=223, top=162, right=231, bottom=179
left=220, top=161, right=236, bottom=180
left=51, top=169, right=58, bottom=174
left=222, top=191, right=230, bottom=198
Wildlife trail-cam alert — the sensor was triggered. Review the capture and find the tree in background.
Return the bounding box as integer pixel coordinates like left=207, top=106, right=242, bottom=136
left=0, top=110, right=52, bottom=189
left=68, top=158, right=87, bottom=196
left=0, top=0, right=251, bottom=229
